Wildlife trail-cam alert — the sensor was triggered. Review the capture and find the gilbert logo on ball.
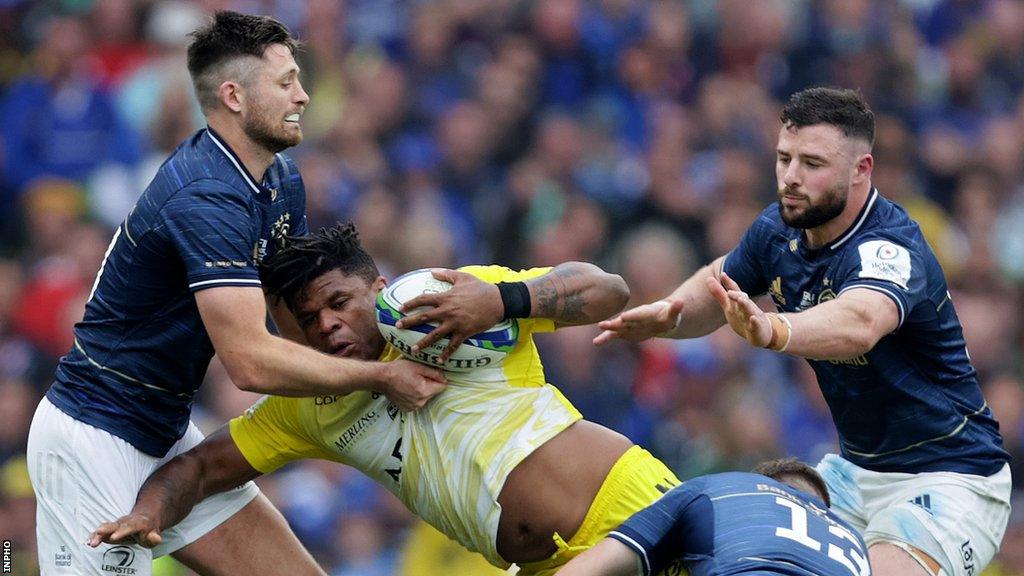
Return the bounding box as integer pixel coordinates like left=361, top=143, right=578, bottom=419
left=376, top=269, right=518, bottom=372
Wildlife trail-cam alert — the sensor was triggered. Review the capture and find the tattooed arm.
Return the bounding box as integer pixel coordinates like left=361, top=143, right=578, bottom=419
left=526, top=262, right=630, bottom=327
left=398, top=263, right=630, bottom=360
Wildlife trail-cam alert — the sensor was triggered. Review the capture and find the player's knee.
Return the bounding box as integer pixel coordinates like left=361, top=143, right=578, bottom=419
left=869, top=541, right=945, bottom=576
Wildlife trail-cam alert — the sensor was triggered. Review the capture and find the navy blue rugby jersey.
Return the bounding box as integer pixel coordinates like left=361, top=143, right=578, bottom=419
left=723, top=188, right=1007, bottom=475
left=48, top=128, right=308, bottom=457
left=611, top=472, right=869, bottom=576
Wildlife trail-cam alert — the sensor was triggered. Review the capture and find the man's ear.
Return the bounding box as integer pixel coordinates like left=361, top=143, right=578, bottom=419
left=373, top=275, right=387, bottom=293
left=852, top=152, right=873, bottom=186
left=218, top=81, right=244, bottom=113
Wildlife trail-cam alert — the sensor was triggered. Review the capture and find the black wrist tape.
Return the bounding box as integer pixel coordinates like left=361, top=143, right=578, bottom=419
left=497, top=281, right=531, bottom=320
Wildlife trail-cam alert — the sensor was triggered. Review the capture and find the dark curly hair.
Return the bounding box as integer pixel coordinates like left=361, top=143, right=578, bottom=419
left=781, top=87, right=875, bottom=147
left=260, top=223, right=380, bottom=310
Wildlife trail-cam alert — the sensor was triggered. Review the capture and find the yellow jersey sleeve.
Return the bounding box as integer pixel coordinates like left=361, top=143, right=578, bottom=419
left=228, top=395, right=335, bottom=474
left=458, top=265, right=555, bottom=334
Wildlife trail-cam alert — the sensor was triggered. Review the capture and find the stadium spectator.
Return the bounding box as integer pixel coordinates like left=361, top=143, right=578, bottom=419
left=0, top=13, right=143, bottom=213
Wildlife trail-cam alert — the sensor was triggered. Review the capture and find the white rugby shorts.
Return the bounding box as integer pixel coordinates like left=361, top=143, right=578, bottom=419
left=28, top=397, right=259, bottom=575
left=816, top=453, right=1011, bottom=576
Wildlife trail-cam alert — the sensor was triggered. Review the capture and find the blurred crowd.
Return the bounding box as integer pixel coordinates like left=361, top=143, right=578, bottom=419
left=2, top=0, right=1024, bottom=574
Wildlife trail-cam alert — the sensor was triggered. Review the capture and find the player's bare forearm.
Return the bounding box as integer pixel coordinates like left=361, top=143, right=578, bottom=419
left=527, top=262, right=630, bottom=326
left=91, top=428, right=261, bottom=547
left=225, top=337, right=444, bottom=409
left=199, top=286, right=444, bottom=408
left=224, top=331, right=378, bottom=395
left=782, top=288, right=899, bottom=360
left=141, top=428, right=259, bottom=530
left=661, top=257, right=728, bottom=338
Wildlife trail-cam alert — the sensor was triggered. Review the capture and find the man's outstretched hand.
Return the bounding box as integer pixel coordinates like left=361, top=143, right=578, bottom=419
left=593, top=299, right=684, bottom=345
left=705, top=272, right=773, bottom=348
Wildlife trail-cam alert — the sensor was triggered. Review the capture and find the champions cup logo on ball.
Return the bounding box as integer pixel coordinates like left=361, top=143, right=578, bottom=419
left=376, top=269, right=519, bottom=372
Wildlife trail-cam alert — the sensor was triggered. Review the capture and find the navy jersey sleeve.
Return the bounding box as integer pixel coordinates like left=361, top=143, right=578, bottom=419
left=834, top=234, right=928, bottom=329
left=162, top=180, right=262, bottom=292
left=722, top=212, right=774, bottom=296
left=609, top=479, right=710, bottom=576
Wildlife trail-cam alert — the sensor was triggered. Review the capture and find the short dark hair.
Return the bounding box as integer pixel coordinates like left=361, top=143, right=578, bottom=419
left=260, top=223, right=380, bottom=310
left=780, top=87, right=875, bottom=147
left=186, top=11, right=299, bottom=111
left=752, top=458, right=831, bottom=507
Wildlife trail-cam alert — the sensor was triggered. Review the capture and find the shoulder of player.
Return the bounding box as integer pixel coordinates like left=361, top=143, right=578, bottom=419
left=265, top=153, right=305, bottom=194
left=165, top=131, right=271, bottom=196
left=699, top=471, right=812, bottom=503
left=834, top=196, right=921, bottom=249
left=844, top=220, right=926, bottom=259
left=163, top=176, right=257, bottom=208
left=152, top=138, right=257, bottom=201
left=701, top=471, right=766, bottom=491
left=125, top=171, right=253, bottom=237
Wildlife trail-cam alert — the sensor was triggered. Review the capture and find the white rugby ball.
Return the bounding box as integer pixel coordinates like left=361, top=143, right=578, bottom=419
left=376, top=269, right=519, bottom=372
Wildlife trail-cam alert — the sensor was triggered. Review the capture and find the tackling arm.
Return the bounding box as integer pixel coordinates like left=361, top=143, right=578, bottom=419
left=197, top=286, right=445, bottom=410
left=88, top=427, right=259, bottom=548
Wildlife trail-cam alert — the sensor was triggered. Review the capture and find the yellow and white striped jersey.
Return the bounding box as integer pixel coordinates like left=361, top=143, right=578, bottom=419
left=229, top=266, right=583, bottom=568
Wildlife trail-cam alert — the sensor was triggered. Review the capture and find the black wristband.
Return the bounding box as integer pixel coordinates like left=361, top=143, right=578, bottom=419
left=497, top=281, right=531, bottom=320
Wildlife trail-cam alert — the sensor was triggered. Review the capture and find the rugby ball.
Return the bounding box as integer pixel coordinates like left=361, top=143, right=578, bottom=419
left=376, top=269, right=519, bottom=372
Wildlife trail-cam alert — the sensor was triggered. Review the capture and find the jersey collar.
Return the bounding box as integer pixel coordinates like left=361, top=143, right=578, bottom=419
left=205, top=127, right=274, bottom=197
left=826, top=186, right=879, bottom=250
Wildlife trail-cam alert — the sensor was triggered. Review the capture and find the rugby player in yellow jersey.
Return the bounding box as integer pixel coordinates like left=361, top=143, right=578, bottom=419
left=89, top=223, right=680, bottom=576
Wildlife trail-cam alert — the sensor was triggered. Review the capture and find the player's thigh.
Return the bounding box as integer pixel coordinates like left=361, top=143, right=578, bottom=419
left=28, top=397, right=155, bottom=575
left=869, top=542, right=939, bottom=576
left=815, top=454, right=870, bottom=533
left=863, top=465, right=1010, bottom=576
left=171, top=492, right=326, bottom=576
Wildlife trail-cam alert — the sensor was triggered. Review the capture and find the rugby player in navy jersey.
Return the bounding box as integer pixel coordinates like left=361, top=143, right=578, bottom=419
left=594, top=87, right=1010, bottom=576
left=26, top=11, right=444, bottom=576
left=556, top=459, right=870, bottom=576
